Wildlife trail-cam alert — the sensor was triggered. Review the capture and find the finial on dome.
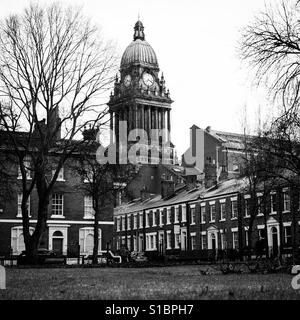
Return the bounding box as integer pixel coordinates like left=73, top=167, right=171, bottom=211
left=134, top=19, right=145, bottom=41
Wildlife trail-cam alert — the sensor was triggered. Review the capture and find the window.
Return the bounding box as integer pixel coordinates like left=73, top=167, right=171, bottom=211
left=51, top=194, right=64, bottom=217
left=257, top=196, right=263, bottom=215
left=166, top=208, right=172, bottom=224
left=146, top=233, right=157, bottom=251
left=201, top=205, right=206, bottom=224
left=79, top=227, right=101, bottom=254
left=17, top=194, right=31, bottom=217
left=174, top=207, right=180, bottom=223
left=209, top=204, right=216, bottom=222
left=133, top=235, right=137, bottom=251
left=174, top=233, right=180, bottom=249
left=181, top=205, right=187, bottom=222
left=116, top=238, right=120, bottom=250
left=127, top=236, right=131, bottom=250
left=127, top=214, right=131, bottom=230
left=201, top=234, right=207, bottom=249
left=245, top=199, right=250, bottom=217
left=152, top=211, right=157, bottom=227
left=270, top=194, right=277, bottom=214
left=220, top=202, right=226, bottom=220
left=166, top=231, right=172, bottom=249
left=18, top=156, right=32, bottom=179
left=283, top=192, right=290, bottom=212
left=190, top=207, right=196, bottom=225
left=139, top=213, right=143, bottom=229
left=121, top=236, right=125, bottom=246
left=232, top=232, right=238, bottom=249
left=284, top=226, right=292, bottom=246
left=231, top=201, right=238, bottom=219
left=245, top=230, right=249, bottom=246
left=52, top=167, right=64, bottom=181
left=84, top=196, right=94, bottom=219
left=122, top=216, right=126, bottom=231
left=133, top=214, right=138, bottom=229
left=159, top=210, right=164, bottom=226
left=190, top=233, right=196, bottom=250
left=116, top=217, right=121, bottom=231
left=11, top=226, right=34, bottom=254
left=145, top=212, right=150, bottom=227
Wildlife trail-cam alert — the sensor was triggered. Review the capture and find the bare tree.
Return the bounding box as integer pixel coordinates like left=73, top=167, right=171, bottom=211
left=74, top=142, right=137, bottom=264
left=240, top=0, right=300, bottom=263
left=0, top=3, right=117, bottom=262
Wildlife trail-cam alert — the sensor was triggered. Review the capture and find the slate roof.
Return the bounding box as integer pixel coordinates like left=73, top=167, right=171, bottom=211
left=114, top=178, right=247, bottom=216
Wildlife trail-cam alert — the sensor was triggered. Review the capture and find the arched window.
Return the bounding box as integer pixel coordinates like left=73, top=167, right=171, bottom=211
left=52, top=230, right=64, bottom=255
left=53, top=231, right=63, bottom=237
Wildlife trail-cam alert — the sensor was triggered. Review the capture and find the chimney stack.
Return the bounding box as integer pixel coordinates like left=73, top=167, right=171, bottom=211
left=161, top=180, right=175, bottom=198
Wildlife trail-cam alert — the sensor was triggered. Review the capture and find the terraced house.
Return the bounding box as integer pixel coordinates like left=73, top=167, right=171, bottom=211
left=114, top=178, right=300, bottom=260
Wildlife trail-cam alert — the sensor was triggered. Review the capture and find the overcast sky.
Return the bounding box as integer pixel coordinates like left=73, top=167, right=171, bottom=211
left=0, top=0, right=275, bottom=157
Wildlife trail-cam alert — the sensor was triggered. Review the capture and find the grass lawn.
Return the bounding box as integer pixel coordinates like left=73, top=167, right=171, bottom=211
left=0, top=265, right=299, bottom=300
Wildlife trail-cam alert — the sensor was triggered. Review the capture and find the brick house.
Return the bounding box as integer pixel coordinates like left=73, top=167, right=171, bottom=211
left=0, top=130, right=114, bottom=257
left=114, top=178, right=300, bottom=259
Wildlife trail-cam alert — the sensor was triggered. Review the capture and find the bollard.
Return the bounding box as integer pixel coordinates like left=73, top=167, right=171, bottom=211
left=0, top=265, right=6, bottom=290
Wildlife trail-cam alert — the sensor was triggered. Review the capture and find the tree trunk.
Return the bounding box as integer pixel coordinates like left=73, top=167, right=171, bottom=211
left=25, top=168, right=49, bottom=264
left=291, top=187, right=298, bottom=264
left=263, top=207, right=269, bottom=259
left=248, top=224, right=253, bottom=260
left=92, top=199, right=100, bottom=264
left=277, top=189, right=284, bottom=265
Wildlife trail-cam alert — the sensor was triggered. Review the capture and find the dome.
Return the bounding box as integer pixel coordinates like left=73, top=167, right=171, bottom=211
left=121, top=39, right=159, bottom=69
left=120, top=20, right=159, bottom=70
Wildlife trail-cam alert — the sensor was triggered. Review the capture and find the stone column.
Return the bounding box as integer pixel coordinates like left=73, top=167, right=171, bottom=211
left=128, top=106, right=133, bottom=132
left=162, top=109, right=166, bottom=142
left=115, top=111, right=120, bottom=150
left=140, top=105, right=145, bottom=139
left=110, top=111, right=113, bottom=144
left=124, top=107, right=128, bottom=135
left=147, top=106, right=151, bottom=141
left=134, top=105, right=138, bottom=130
left=154, top=107, right=159, bottom=141
left=167, top=109, right=171, bottom=141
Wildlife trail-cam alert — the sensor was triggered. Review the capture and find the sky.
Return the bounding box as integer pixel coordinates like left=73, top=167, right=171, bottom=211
left=0, top=0, right=275, bottom=157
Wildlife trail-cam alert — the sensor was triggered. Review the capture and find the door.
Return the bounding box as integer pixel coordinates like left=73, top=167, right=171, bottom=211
left=271, top=227, right=278, bottom=257
left=211, top=233, right=216, bottom=251
left=181, top=228, right=187, bottom=251
left=158, top=231, right=165, bottom=255
left=52, top=238, right=63, bottom=255
left=52, top=231, right=63, bottom=255
left=138, top=234, right=144, bottom=252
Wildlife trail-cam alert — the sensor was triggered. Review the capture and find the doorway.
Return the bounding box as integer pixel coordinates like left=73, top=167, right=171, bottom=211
left=158, top=231, right=165, bottom=255
left=271, top=227, right=278, bottom=257
left=52, top=231, right=63, bottom=255
left=180, top=228, right=187, bottom=251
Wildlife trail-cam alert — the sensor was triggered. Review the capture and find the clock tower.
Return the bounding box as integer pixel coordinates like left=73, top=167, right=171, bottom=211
left=108, top=20, right=175, bottom=165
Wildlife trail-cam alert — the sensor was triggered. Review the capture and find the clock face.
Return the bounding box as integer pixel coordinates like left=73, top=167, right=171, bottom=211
left=124, top=75, right=131, bottom=87
left=142, top=72, right=154, bottom=87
